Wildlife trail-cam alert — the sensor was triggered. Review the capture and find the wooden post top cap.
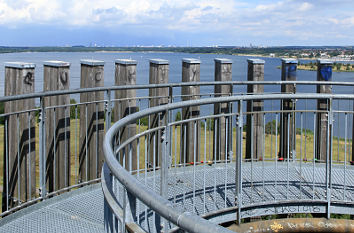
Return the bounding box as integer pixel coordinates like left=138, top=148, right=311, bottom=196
left=43, top=61, right=71, bottom=67
left=214, top=58, right=233, bottom=64
left=5, top=62, right=36, bottom=69
left=150, top=59, right=169, bottom=65
left=80, top=59, right=105, bottom=66
left=281, top=58, right=298, bottom=64
left=115, top=59, right=137, bottom=65
left=182, top=58, right=201, bottom=64
left=247, top=59, right=265, bottom=64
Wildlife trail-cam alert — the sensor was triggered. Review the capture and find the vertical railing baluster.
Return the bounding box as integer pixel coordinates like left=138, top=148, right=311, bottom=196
left=39, top=97, right=47, bottom=198
left=236, top=100, right=243, bottom=225
left=262, top=113, right=265, bottom=201
left=287, top=114, right=290, bottom=200
left=28, top=112, right=31, bottom=200
left=75, top=106, right=78, bottom=184
left=343, top=113, right=347, bottom=201
left=5, top=117, right=9, bottom=210
left=300, top=112, right=303, bottom=200
left=275, top=113, right=278, bottom=199
left=327, top=98, right=333, bottom=219
left=313, top=112, right=316, bottom=200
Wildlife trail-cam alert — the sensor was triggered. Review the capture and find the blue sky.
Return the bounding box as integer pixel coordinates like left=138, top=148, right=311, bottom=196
left=0, top=0, right=353, bottom=46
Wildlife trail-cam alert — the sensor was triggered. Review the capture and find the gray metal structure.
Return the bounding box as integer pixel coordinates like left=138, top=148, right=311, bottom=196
left=0, top=59, right=353, bottom=233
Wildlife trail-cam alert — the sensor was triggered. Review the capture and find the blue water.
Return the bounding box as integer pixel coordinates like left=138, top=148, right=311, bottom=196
left=0, top=51, right=353, bottom=94
left=1, top=52, right=354, bottom=138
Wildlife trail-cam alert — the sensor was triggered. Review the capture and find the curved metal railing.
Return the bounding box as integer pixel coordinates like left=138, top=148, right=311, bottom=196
left=103, top=93, right=354, bottom=232
left=0, top=80, right=353, bottom=227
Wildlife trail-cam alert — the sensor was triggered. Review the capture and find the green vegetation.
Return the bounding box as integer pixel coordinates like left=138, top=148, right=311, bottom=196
left=296, top=61, right=354, bottom=72
left=1, top=46, right=354, bottom=60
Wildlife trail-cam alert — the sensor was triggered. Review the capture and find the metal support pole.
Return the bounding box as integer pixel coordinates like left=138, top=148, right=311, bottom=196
left=327, top=98, right=333, bottom=219
left=236, top=100, right=243, bottom=225
left=39, top=97, right=47, bottom=198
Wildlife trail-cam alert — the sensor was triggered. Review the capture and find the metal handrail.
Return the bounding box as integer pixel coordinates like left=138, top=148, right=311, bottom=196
left=103, top=93, right=354, bottom=233
left=0, top=80, right=353, bottom=102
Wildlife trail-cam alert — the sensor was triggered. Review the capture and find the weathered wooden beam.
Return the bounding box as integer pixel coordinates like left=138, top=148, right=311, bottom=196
left=43, top=61, right=71, bottom=192
left=181, top=58, right=200, bottom=163
left=2, top=62, right=36, bottom=211
left=316, top=59, right=333, bottom=162
left=213, top=58, right=233, bottom=161
left=246, top=59, right=264, bottom=160
left=279, top=58, right=297, bottom=160
left=79, top=59, right=105, bottom=182
left=148, top=59, right=169, bottom=168
left=114, top=59, right=137, bottom=171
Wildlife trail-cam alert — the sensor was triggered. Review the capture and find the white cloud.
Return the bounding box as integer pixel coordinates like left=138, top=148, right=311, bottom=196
left=298, top=2, right=313, bottom=11
left=0, top=0, right=353, bottom=45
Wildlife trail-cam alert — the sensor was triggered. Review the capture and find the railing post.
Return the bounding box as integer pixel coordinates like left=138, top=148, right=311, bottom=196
left=148, top=59, right=169, bottom=167
left=246, top=59, right=264, bottom=161
left=79, top=59, right=105, bottom=182
left=327, top=98, right=333, bottom=219
left=39, top=97, right=47, bottom=198
left=279, top=58, right=297, bottom=160
left=43, top=61, right=71, bottom=192
left=214, top=58, right=233, bottom=161
left=160, top=109, right=170, bottom=233
left=235, top=100, right=243, bottom=225
left=316, top=59, right=333, bottom=162
left=114, top=59, right=137, bottom=171
left=181, top=58, right=200, bottom=163
left=106, top=89, right=112, bottom=130
left=2, top=62, right=36, bottom=211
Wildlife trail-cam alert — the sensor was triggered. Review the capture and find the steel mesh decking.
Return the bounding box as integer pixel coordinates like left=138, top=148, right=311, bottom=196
left=0, top=163, right=353, bottom=232
left=0, top=184, right=104, bottom=233
left=134, top=162, right=354, bottom=232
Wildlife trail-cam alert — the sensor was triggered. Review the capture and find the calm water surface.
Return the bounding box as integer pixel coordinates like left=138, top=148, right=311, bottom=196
left=1, top=52, right=354, bottom=137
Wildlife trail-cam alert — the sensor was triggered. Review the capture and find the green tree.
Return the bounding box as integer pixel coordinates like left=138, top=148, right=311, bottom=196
left=175, top=111, right=181, bottom=122
left=265, top=120, right=279, bottom=135
left=70, top=99, right=80, bottom=119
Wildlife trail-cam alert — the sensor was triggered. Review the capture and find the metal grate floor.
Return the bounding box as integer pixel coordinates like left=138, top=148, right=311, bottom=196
left=0, top=162, right=353, bottom=232
left=0, top=184, right=105, bottom=233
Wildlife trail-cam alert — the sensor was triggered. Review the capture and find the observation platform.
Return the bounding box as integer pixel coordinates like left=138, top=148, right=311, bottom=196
left=1, top=162, right=353, bottom=232
left=0, top=184, right=105, bottom=233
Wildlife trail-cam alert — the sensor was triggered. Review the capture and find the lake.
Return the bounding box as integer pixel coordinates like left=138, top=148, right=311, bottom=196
left=1, top=52, right=354, bottom=138
left=1, top=51, right=353, bottom=94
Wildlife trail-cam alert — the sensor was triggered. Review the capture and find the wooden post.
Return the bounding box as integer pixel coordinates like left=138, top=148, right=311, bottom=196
left=213, top=58, right=232, bottom=161
left=43, top=61, right=70, bottom=192
left=316, top=59, right=333, bottom=162
left=79, top=59, right=105, bottom=182
left=181, top=58, right=200, bottom=163
left=279, top=59, right=297, bottom=160
left=2, top=62, right=36, bottom=211
left=114, top=59, right=137, bottom=171
left=148, top=59, right=169, bottom=168
left=246, top=59, right=264, bottom=160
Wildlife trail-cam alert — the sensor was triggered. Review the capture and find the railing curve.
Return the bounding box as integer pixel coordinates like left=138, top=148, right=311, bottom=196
left=103, top=93, right=354, bottom=232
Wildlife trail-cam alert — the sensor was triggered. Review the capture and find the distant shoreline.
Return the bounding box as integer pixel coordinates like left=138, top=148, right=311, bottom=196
left=0, top=47, right=354, bottom=62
